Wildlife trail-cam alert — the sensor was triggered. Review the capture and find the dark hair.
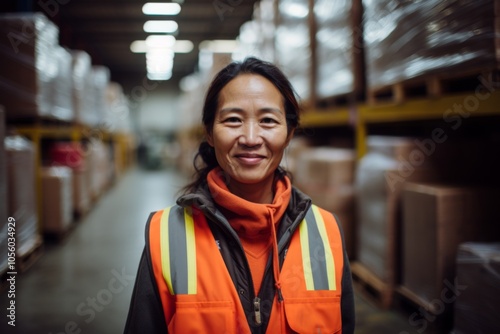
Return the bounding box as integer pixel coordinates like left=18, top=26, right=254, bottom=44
left=181, top=57, right=301, bottom=194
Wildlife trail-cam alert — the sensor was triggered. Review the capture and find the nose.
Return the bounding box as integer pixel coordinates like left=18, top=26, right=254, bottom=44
left=238, top=121, right=263, bottom=147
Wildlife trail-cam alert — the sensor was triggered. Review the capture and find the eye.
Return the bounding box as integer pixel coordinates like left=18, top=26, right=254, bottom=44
left=261, top=117, right=278, bottom=124
left=223, top=117, right=241, bottom=124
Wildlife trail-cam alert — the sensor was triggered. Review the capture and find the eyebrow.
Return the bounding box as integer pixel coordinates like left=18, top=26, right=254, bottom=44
left=218, top=107, right=284, bottom=115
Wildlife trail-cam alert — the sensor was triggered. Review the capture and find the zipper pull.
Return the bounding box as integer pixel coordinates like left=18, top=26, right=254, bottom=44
left=253, top=297, right=262, bottom=325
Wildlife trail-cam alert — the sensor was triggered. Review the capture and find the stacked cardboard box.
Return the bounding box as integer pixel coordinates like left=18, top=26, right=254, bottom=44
left=5, top=135, right=40, bottom=258
left=294, top=147, right=356, bottom=258
left=401, top=184, right=500, bottom=316
left=315, top=0, right=364, bottom=100
left=49, top=142, right=90, bottom=217
left=41, top=166, right=73, bottom=234
left=363, top=0, right=499, bottom=90
left=0, top=106, right=7, bottom=273
left=453, top=242, right=500, bottom=334
left=0, top=13, right=73, bottom=121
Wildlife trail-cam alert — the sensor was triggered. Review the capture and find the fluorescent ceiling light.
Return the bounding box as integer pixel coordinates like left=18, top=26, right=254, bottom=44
left=173, top=40, right=193, bottom=53
left=199, top=40, right=239, bottom=53
left=147, top=72, right=172, bottom=81
left=130, top=38, right=192, bottom=53
left=146, top=35, right=176, bottom=47
left=142, top=3, right=181, bottom=15
left=144, top=20, right=178, bottom=33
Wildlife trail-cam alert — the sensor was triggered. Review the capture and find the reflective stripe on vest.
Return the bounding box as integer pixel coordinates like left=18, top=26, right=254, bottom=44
left=159, top=204, right=336, bottom=295
left=299, top=205, right=336, bottom=291
left=160, top=206, right=197, bottom=295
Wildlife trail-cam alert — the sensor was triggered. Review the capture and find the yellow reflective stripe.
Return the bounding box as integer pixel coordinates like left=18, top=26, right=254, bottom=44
left=160, top=206, right=174, bottom=295
left=184, top=207, right=197, bottom=294
left=299, top=216, right=315, bottom=290
left=311, top=205, right=336, bottom=291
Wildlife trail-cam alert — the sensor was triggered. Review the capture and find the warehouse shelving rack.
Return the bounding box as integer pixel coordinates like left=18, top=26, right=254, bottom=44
left=11, top=123, right=135, bottom=236
left=301, top=90, right=500, bottom=159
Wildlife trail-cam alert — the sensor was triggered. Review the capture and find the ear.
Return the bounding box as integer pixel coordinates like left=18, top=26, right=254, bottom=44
left=285, top=128, right=295, bottom=146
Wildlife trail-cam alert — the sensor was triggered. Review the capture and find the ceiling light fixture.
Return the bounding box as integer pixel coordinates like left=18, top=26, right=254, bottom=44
left=143, top=20, right=178, bottom=33
left=130, top=39, right=193, bottom=54
left=142, top=2, right=181, bottom=15
left=199, top=40, right=239, bottom=53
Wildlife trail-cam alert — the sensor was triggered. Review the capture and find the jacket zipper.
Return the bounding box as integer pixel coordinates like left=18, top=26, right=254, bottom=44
left=253, top=297, right=262, bottom=325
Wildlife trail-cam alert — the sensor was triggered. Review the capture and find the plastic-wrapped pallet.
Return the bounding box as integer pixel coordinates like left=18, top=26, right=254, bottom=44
left=91, top=66, right=111, bottom=127
left=49, top=142, right=90, bottom=217
left=0, top=13, right=72, bottom=121
left=276, top=0, right=312, bottom=102
left=41, top=166, right=73, bottom=234
left=453, top=243, right=500, bottom=334
left=235, top=0, right=277, bottom=63
left=0, top=106, right=7, bottom=273
left=363, top=0, right=499, bottom=90
left=71, top=50, right=95, bottom=126
left=294, top=147, right=357, bottom=258
left=5, top=135, right=40, bottom=258
left=315, top=0, right=364, bottom=99
left=355, top=136, right=438, bottom=289
left=105, top=82, right=131, bottom=133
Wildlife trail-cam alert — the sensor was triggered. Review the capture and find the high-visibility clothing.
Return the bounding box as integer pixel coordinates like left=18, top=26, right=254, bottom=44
left=148, top=203, right=345, bottom=333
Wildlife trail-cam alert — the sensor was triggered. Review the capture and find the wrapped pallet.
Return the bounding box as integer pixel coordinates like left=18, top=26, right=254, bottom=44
left=294, top=147, right=357, bottom=258
left=0, top=13, right=73, bottom=121
left=276, top=0, right=312, bottom=103
left=315, top=0, right=365, bottom=100
left=91, top=66, right=111, bottom=127
left=71, top=50, right=95, bottom=126
left=5, top=135, right=40, bottom=258
left=41, top=166, right=73, bottom=234
left=49, top=142, right=90, bottom=217
left=401, top=184, right=500, bottom=318
left=453, top=243, right=500, bottom=334
left=0, top=106, right=7, bottom=273
left=363, top=0, right=499, bottom=91
left=235, top=0, right=277, bottom=63
left=354, top=136, right=438, bottom=306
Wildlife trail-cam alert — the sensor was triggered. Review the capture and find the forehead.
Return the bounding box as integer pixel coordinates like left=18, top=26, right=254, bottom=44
left=218, top=74, right=283, bottom=102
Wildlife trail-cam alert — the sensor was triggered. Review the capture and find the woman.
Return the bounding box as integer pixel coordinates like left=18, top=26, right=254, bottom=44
left=124, top=57, right=355, bottom=333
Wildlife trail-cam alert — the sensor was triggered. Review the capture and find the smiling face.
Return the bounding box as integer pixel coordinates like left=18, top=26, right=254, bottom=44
left=207, top=74, right=293, bottom=196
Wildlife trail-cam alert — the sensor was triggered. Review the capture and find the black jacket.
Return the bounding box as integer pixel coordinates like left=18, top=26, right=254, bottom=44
left=124, top=184, right=355, bottom=333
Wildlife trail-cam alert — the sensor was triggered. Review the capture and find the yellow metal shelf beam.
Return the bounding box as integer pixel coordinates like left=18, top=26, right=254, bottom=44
left=359, top=91, right=500, bottom=123
left=300, top=107, right=351, bottom=127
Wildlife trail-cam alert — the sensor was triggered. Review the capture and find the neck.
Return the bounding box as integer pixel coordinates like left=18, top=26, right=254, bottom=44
left=226, top=176, right=275, bottom=204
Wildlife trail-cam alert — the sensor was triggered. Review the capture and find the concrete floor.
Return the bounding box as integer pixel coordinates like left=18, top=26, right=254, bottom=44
left=1, top=168, right=443, bottom=334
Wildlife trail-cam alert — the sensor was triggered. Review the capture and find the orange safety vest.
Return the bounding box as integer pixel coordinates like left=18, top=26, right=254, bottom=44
left=148, top=204, right=344, bottom=333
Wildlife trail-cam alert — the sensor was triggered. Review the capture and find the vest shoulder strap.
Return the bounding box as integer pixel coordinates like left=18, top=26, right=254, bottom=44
left=158, top=205, right=197, bottom=295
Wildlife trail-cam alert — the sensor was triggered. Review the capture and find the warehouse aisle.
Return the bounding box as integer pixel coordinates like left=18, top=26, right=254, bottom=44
left=1, top=167, right=434, bottom=334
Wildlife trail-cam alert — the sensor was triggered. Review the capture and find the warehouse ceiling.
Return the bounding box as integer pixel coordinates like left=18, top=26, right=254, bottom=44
left=1, top=0, right=260, bottom=91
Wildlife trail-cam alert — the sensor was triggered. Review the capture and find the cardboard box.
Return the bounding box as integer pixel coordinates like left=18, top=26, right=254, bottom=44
left=401, top=183, right=500, bottom=313
left=453, top=242, right=500, bottom=334
left=41, top=166, right=73, bottom=234
left=73, top=168, right=90, bottom=217
left=294, top=147, right=356, bottom=188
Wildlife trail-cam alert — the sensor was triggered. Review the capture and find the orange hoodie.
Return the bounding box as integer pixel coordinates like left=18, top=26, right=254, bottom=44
left=207, top=168, right=291, bottom=295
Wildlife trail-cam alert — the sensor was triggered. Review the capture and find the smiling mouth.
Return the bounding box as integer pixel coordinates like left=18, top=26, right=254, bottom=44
left=234, top=154, right=265, bottom=164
